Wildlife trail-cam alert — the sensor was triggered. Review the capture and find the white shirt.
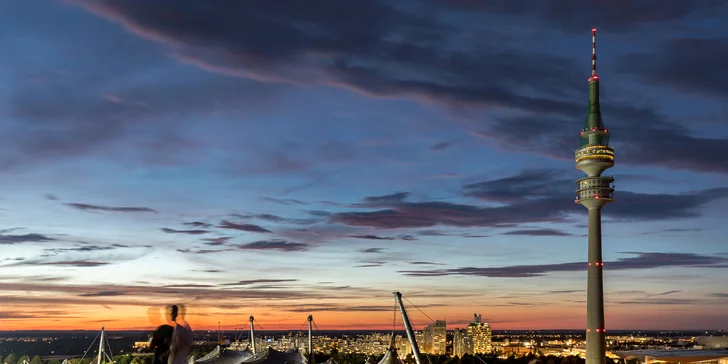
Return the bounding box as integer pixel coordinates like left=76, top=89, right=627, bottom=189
left=168, top=323, right=193, bottom=364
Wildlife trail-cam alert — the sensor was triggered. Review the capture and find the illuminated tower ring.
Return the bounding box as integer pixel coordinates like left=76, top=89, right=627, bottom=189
left=575, top=28, right=614, bottom=364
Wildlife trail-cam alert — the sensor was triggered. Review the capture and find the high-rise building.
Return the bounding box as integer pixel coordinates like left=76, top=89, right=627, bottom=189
left=467, top=314, right=492, bottom=354
left=446, top=332, right=453, bottom=356
left=427, top=320, right=447, bottom=355
left=415, top=331, right=426, bottom=353
left=574, top=28, right=614, bottom=364
left=453, top=328, right=473, bottom=357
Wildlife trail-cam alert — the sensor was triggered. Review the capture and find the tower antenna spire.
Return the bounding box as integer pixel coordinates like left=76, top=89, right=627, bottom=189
left=590, top=28, right=598, bottom=80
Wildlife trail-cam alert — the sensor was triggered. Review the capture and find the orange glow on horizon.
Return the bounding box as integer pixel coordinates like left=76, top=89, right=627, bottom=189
left=2, top=301, right=725, bottom=331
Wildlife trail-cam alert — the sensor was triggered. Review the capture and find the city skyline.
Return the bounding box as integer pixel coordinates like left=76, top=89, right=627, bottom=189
left=1, top=1, right=728, bottom=331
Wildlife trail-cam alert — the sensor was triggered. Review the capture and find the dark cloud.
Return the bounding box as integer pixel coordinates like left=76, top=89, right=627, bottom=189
left=287, top=303, right=445, bottom=312
left=502, top=229, right=574, bottom=237
left=618, top=37, right=728, bottom=99
left=64, top=203, right=157, bottom=213
left=547, top=290, right=584, bottom=294
left=359, top=248, right=384, bottom=254
left=233, top=213, right=317, bottom=225
left=0, top=0, right=706, bottom=177
left=217, top=220, right=271, bottom=233
left=3, top=0, right=720, bottom=175
left=78, top=290, right=127, bottom=297
left=220, top=279, right=299, bottom=287
left=0, top=233, right=55, bottom=244
left=201, top=237, right=231, bottom=246
left=162, top=284, right=216, bottom=288
left=0, top=281, right=328, bottom=307
left=237, top=239, right=309, bottom=252
left=417, top=230, right=451, bottom=236
left=176, top=248, right=231, bottom=254
left=409, top=261, right=444, bottom=265
left=350, top=234, right=417, bottom=241
left=646, top=290, right=681, bottom=297
left=45, top=194, right=59, bottom=201
left=436, top=0, right=728, bottom=33
left=708, top=293, right=728, bottom=298
left=331, top=200, right=565, bottom=229
left=183, top=221, right=212, bottom=228
left=474, top=103, right=728, bottom=173
left=161, top=228, right=209, bottom=235
left=6, top=244, right=152, bottom=268
left=463, top=169, right=570, bottom=203
left=0, top=2, right=285, bottom=169
left=401, top=252, right=728, bottom=277
left=262, top=197, right=307, bottom=205
left=430, top=140, right=457, bottom=152
left=360, top=192, right=411, bottom=207
left=612, top=298, right=703, bottom=306
left=334, top=169, right=725, bottom=230
left=43, top=244, right=118, bottom=254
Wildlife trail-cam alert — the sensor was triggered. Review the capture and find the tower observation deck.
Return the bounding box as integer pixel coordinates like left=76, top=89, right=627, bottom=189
left=575, top=29, right=614, bottom=364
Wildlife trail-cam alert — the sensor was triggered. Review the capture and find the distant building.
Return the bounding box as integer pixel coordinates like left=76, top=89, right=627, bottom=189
left=695, top=336, right=728, bottom=349
left=133, top=341, right=150, bottom=349
left=453, top=329, right=473, bottom=357
left=467, top=314, right=492, bottom=354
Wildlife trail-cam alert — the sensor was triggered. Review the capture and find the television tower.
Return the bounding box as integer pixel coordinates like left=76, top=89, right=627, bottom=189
left=575, top=28, right=615, bottom=364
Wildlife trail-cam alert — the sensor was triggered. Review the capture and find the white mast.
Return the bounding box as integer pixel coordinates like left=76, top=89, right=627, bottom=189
left=394, top=292, right=423, bottom=364
left=307, top=315, right=314, bottom=364
left=97, top=327, right=105, bottom=364
left=249, top=316, right=256, bottom=354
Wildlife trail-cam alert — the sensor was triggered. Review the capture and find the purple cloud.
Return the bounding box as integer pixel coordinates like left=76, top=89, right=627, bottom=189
left=64, top=203, right=157, bottom=213
left=217, top=220, right=272, bottom=233
left=401, top=252, right=728, bottom=278
left=237, top=239, right=309, bottom=252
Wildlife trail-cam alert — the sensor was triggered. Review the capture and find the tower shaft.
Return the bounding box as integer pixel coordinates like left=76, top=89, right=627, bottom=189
left=586, top=208, right=605, bottom=364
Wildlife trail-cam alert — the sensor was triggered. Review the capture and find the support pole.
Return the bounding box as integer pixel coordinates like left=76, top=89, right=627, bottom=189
left=249, top=316, right=256, bottom=354
left=97, top=327, right=105, bottom=364
left=394, top=292, right=423, bottom=364
left=307, top=315, right=314, bottom=364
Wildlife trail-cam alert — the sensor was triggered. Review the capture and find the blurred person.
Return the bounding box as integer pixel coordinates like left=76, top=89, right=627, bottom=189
left=148, top=306, right=174, bottom=364
left=168, top=304, right=193, bottom=364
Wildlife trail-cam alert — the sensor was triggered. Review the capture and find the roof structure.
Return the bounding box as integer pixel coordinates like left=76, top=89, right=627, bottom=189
left=195, top=346, right=255, bottom=364
left=613, top=349, right=728, bottom=363
left=239, top=347, right=307, bottom=364
left=377, top=336, right=403, bottom=364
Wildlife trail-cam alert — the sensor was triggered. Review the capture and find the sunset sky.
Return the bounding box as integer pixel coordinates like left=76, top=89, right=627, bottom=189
left=1, top=0, right=728, bottom=332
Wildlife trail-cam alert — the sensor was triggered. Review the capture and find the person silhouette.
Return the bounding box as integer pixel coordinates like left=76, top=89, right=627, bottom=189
left=168, top=304, right=193, bottom=364
left=148, top=306, right=174, bottom=364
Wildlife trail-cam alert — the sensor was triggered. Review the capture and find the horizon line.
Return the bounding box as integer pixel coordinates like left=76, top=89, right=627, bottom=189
left=1, top=328, right=723, bottom=333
